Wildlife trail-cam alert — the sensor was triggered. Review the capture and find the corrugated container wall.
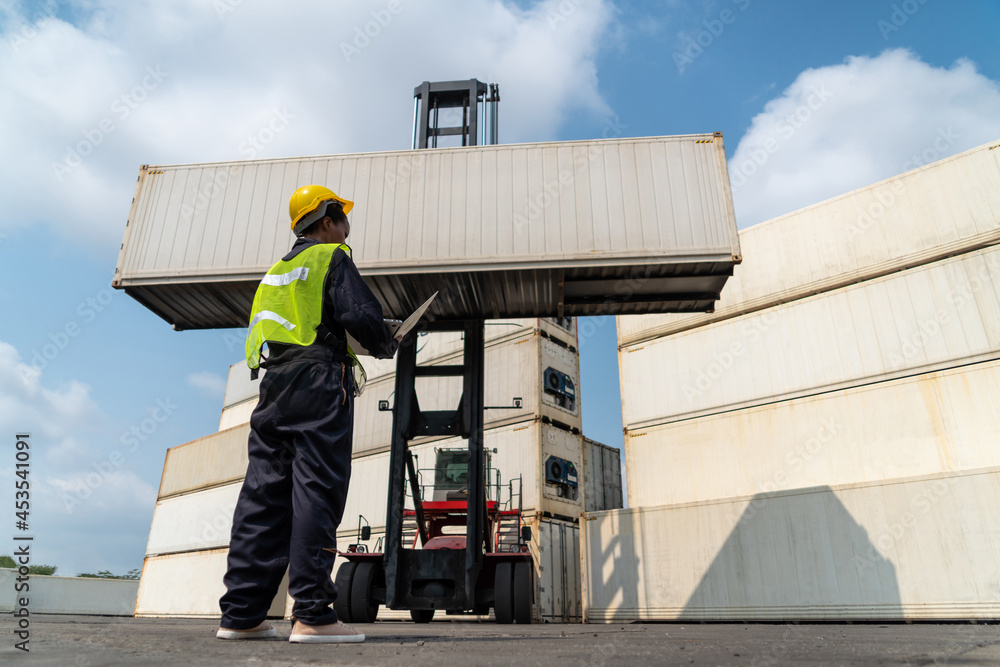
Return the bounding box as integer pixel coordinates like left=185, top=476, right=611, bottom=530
left=583, top=439, right=623, bottom=512
left=143, top=420, right=584, bottom=558
left=621, top=244, right=1000, bottom=430
left=338, top=419, right=587, bottom=537
left=113, top=134, right=740, bottom=326
left=158, top=425, right=249, bottom=498
left=218, top=318, right=579, bottom=433
left=625, top=358, right=1000, bottom=508
left=618, top=140, right=1000, bottom=347
left=138, top=418, right=594, bottom=621
left=0, top=573, right=139, bottom=616
left=353, top=331, right=582, bottom=454
left=608, top=144, right=1000, bottom=622
left=582, top=467, right=1000, bottom=621
left=135, top=549, right=288, bottom=618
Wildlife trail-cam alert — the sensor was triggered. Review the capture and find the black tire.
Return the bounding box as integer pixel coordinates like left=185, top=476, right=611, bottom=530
left=512, top=561, right=533, bottom=624
left=333, top=561, right=357, bottom=624
left=494, top=562, right=514, bottom=624
left=350, top=562, right=382, bottom=623
left=409, top=609, right=435, bottom=623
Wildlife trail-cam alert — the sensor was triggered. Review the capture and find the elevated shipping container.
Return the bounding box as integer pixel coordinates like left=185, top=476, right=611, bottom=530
left=113, top=134, right=741, bottom=326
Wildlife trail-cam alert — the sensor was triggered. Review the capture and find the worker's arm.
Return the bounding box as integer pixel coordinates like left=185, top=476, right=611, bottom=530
left=327, top=250, right=399, bottom=359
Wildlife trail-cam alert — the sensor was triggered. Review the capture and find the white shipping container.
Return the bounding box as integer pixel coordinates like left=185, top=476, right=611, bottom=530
left=353, top=331, right=582, bottom=455
left=583, top=438, right=623, bottom=513
left=135, top=549, right=289, bottom=618
left=141, top=434, right=583, bottom=620
left=621, top=244, right=1000, bottom=429
left=147, top=419, right=578, bottom=558
left=218, top=323, right=538, bottom=410
left=222, top=361, right=260, bottom=411
left=533, top=518, right=582, bottom=622
left=219, top=400, right=255, bottom=431
left=216, top=317, right=579, bottom=430
left=582, top=467, right=1000, bottom=621
left=158, top=424, right=249, bottom=499
left=356, top=319, right=578, bottom=386
left=146, top=483, right=242, bottom=556
left=0, top=572, right=138, bottom=616
left=341, top=419, right=585, bottom=535
left=396, top=318, right=579, bottom=375
left=625, top=358, right=1000, bottom=508
left=618, top=140, right=1000, bottom=347
left=113, top=134, right=740, bottom=328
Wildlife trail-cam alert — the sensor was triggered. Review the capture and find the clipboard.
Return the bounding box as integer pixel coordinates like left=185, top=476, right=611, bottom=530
left=347, top=292, right=438, bottom=356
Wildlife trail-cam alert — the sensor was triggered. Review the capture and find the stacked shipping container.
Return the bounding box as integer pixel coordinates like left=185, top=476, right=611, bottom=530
left=135, top=423, right=291, bottom=618
left=137, top=317, right=623, bottom=622
left=583, top=140, right=1000, bottom=621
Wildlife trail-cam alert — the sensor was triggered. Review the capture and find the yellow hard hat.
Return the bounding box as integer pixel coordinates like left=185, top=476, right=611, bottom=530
left=288, top=185, right=354, bottom=234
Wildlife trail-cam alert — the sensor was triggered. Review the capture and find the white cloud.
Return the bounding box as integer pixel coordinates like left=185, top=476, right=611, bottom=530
left=0, top=0, right=617, bottom=247
left=47, top=468, right=157, bottom=517
left=0, top=341, right=103, bottom=443
left=187, top=370, right=226, bottom=397
left=0, top=341, right=154, bottom=574
left=728, top=49, right=1000, bottom=227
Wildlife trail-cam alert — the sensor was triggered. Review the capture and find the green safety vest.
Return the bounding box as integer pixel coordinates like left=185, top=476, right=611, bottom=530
left=245, top=243, right=366, bottom=394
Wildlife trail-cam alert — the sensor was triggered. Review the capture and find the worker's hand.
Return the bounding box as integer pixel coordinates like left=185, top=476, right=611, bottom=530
left=394, top=333, right=404, bottom=343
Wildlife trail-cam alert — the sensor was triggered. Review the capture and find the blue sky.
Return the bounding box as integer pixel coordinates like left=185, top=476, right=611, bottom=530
left=1, top=0, right=998, bottom=575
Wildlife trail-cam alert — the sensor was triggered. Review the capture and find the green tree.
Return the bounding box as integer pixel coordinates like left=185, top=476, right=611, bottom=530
left=78, top=568, right=141, bottom=580
left=0, top=555, right=58, bottom=575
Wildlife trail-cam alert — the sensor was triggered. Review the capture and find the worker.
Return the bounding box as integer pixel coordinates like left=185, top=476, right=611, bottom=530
left=217, top=185, right=398, bottom=644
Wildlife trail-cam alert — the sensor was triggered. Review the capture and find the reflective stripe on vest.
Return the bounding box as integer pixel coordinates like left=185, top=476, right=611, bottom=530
left=245, top=244, right=366, bottom=392
left=260, top=266, right=310, bottom=287
left=248, top=310, right=296, bottom=331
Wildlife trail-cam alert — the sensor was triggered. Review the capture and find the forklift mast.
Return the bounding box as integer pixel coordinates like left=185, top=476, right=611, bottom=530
left=335, top=81, right=533, bottom=625
left=383, top=80, right=502, bottom=613
left=384, top=320, right=488, bottom=611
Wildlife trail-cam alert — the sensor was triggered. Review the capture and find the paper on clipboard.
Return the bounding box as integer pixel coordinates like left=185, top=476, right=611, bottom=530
left=347, top=292, right=438, bottom=357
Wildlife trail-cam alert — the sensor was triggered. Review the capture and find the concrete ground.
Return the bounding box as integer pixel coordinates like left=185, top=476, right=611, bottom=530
left=1, top=615, right=999, bottom=666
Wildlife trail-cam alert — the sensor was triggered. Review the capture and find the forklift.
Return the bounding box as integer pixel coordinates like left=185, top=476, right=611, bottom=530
left=330, top=81, right=536, bottom=624
left=332, top=320, right=535, bottom=624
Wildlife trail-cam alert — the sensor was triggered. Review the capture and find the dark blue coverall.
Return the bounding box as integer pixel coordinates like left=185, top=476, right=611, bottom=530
left=219, top=237, right=397, bottom=629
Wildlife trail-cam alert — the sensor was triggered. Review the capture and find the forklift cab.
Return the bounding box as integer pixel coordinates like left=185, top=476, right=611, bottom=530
left=431, top=447, right=492, bottom=501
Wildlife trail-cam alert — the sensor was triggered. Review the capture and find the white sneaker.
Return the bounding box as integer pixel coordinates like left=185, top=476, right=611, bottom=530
left=288, top=620, right=366, bottom=644
left=216, top=621, right=277, bottom=640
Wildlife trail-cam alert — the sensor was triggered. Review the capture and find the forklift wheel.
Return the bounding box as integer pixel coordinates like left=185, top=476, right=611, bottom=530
left=333, top=561, right=358, bottom=623
left=350, top=561, right=382, bottom=623
left=494, top=562, right=514, bottom=624
left=410, top=609, right=435, bottom=623
left=513, top=561, right=533, bottom=624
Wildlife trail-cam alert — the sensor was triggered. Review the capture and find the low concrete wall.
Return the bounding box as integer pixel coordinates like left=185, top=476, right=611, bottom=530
left=0, top=569, right=138, bottom=615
